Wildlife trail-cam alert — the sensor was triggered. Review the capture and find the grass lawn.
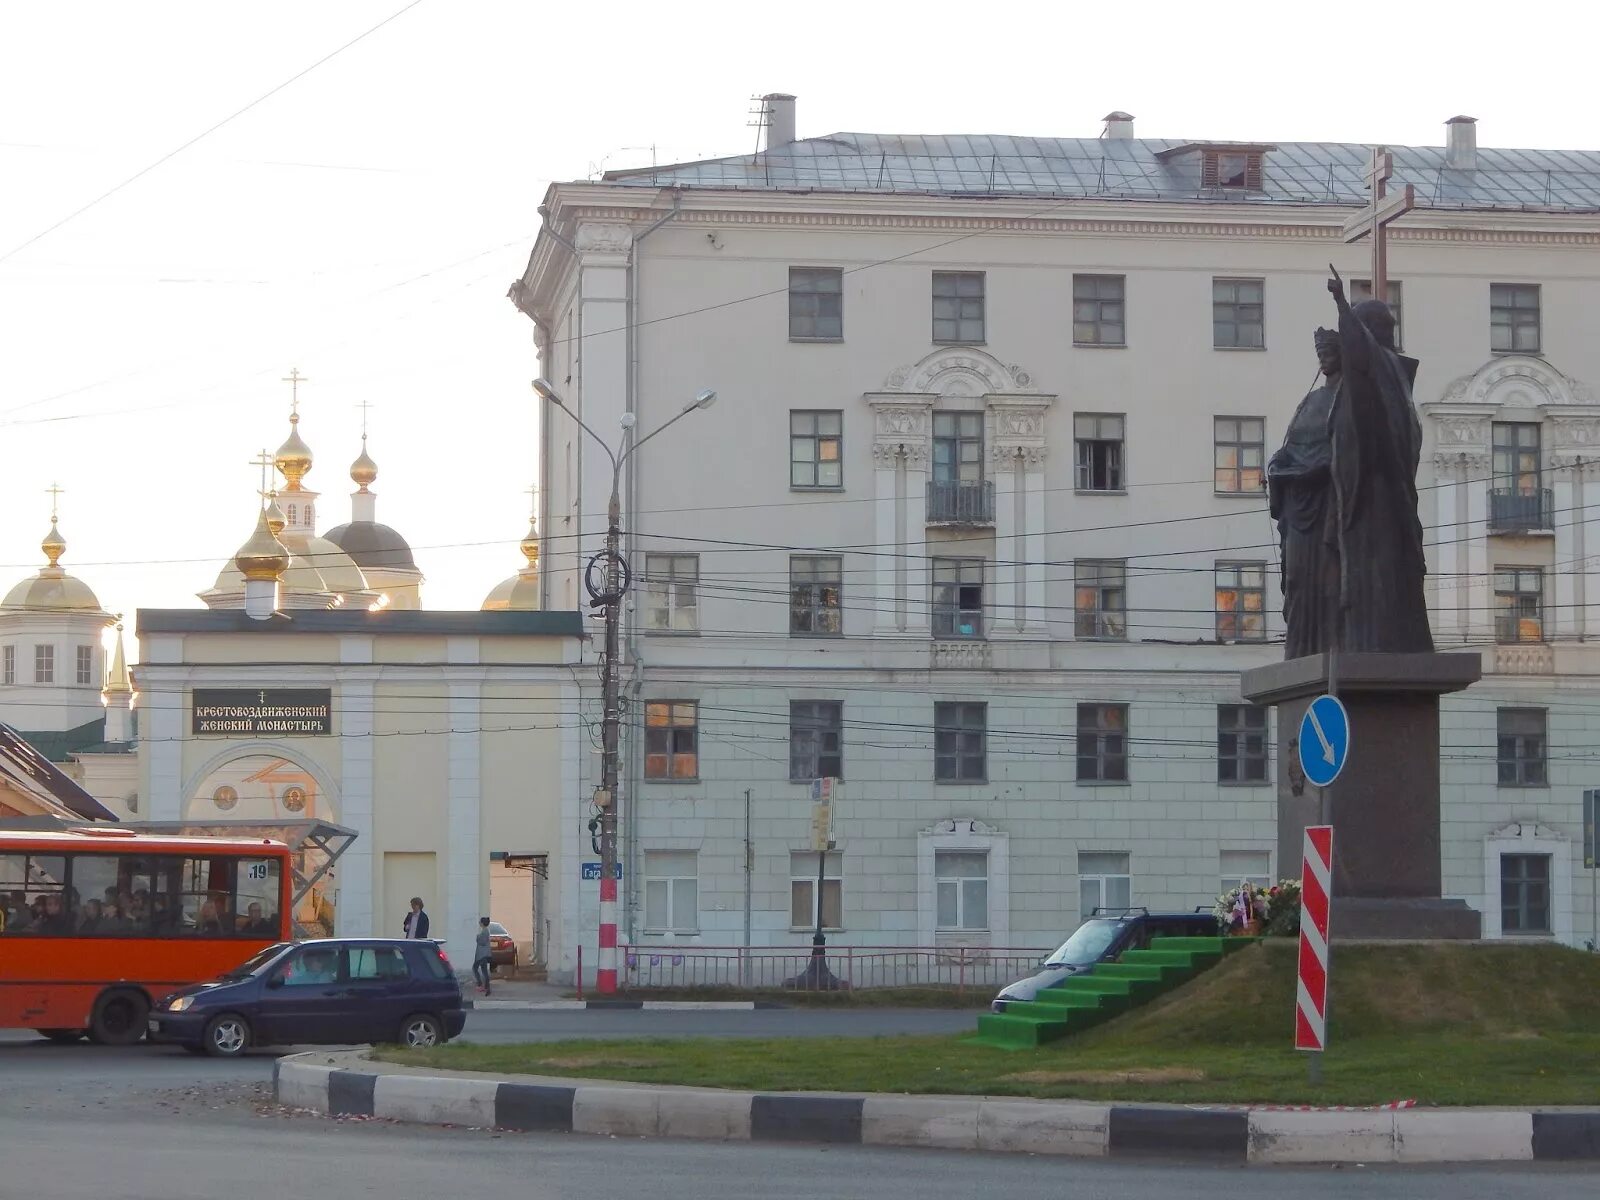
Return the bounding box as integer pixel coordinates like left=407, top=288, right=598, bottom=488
left=378, top=942, right=1600, bottom=1106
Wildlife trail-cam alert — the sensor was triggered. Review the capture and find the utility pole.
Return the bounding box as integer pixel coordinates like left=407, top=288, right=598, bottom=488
left=534, top=378, right=717, bottom=995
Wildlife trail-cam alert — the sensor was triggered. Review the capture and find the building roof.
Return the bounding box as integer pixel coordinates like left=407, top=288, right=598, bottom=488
left=323, top=521, right=419, bottom=571
left=0, top=723, right=118, bottom=820
left=137, top=608, right=584, bottom=637
left=15, top=718, right=107, bottom=763
left=600, top=133, right=1600, bottom=212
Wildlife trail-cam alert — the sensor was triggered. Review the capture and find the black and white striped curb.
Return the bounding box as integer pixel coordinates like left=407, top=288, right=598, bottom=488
left=465, top=999, right=786, bottom=1011
left=273, top=1055, right=1600, bottom=1163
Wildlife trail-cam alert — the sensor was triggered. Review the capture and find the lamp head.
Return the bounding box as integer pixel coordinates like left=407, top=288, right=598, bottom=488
left=532, top=378, right=563, bottom=406
left=686, top=388, right=717, bottom=412
left=619, top=412, right=638, bottom=430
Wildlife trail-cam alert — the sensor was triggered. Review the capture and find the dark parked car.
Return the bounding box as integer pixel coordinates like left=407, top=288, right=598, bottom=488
left=991, top=909, right=1219, bottom=1011
left=148, top=938, right=467, bottom=1057
left=487, top=921, right=517, bottom=972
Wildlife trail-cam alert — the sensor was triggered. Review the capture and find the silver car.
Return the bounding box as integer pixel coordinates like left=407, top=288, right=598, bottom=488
left=990, top=911, right=1218, bottom=1011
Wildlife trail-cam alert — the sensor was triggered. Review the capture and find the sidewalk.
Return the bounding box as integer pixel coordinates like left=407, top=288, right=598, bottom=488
left=275, top=1050, right=1600, bottom=1164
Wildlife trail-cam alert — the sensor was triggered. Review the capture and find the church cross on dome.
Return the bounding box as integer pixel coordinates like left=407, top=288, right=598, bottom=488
left=357, top=397, right=374, bottom=441
left=251, top=450, right=274, bottom=504
left=282, top=367, right=308, bottom=417
left=45, top=482, right=63, bottom=523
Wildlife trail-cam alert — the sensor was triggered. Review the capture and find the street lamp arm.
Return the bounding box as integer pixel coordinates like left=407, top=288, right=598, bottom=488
left=617, top=400, right=704, bottom=471
left=548, top=403, right=619, bottom=476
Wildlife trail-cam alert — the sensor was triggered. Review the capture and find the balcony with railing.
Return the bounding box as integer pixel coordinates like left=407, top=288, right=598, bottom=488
left=1489, top=488, right=1554, bottom=533
left=926, top=479, right=995, bottom=526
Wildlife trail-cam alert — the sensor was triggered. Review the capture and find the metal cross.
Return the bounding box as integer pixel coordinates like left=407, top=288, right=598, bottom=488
left=282, top=367, right=308, bottom=416
left=1341, top=147, right=1415, bottom=299
left=44, top=482, right=63, bottom=522
left=356, top=397, right=374, bottom=440
left=525, top=484, right=539, bottom=520
left=252, top=450, right=274, bottom=502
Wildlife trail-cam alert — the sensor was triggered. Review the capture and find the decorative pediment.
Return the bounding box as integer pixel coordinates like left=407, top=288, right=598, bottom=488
left=882, top=347, right=1036, bottom=396
left=1432, top=355, right=1595, bottom=409
left=1486, top=821, right=1566, bottom=843
left=921, top=818, right=1001, bottom=837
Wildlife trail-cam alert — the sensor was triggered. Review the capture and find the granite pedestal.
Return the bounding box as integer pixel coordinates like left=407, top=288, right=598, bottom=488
left=1240, top=651, right=1483, bottom=939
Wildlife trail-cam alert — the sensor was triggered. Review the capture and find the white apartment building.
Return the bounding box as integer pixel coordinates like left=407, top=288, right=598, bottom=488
left=513, top=99, right=1600, bottom=971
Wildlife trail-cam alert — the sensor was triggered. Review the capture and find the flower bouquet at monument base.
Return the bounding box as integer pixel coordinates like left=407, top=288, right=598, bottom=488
left=1213, top=879, right=1302, bottom=937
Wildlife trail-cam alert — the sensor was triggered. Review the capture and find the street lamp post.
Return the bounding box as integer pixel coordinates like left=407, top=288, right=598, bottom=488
left=534, top=377, right=716, bottom=995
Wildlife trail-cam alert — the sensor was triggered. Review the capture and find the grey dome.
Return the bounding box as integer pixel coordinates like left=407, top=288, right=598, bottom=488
left=323, top=521, right=418, bottom=571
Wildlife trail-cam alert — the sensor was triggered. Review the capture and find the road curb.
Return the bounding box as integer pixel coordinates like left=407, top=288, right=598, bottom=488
left=462, top=999, right=788, bottom=1011
left=273, top=1053, right=1599, bottom=1163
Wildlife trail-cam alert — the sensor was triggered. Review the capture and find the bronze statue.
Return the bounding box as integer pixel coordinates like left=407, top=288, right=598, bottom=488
left=1268, top=268, right=1432, bottom=657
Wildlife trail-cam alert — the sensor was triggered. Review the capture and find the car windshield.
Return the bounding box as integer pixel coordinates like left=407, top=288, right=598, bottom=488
left=1042, top=919, right=1122, bottom=967
left=219, top=942, right=293, bottom=979
left=489, top=923, right=509, bottom=935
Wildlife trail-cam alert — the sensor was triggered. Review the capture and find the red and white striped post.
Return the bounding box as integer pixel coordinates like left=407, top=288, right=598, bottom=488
left=1295, top=825, right=1334, bottom=1074
left=597, top=871, right=619, bottom=994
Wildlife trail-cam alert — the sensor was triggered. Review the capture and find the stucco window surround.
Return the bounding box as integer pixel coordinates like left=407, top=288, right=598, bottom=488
left=916, top=818, right=1009, bottom=945
left=1481, top=821, right=1573, bottom=944
left=1421, top=356, right=1600, bottom=649
left=865, top=348, right=1055, bottom=639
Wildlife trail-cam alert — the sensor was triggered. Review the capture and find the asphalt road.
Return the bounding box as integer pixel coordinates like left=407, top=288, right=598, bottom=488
left=3, top=1018, right=1598, bottom=1199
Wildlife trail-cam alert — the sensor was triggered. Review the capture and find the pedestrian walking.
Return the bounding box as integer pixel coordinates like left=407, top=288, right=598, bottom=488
left=473, top=917, right=493, bottom=995
left=402, top=896, right=430, bottom=939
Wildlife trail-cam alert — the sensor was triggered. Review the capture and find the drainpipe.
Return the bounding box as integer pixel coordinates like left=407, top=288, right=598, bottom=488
left=622, top=190, right=682, bottom=943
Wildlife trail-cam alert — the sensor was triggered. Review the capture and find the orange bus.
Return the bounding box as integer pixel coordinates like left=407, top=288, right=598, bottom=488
left=0, top=825, right=293, bottom=1043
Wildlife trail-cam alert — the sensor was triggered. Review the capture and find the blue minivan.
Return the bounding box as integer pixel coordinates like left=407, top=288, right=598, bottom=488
left=148, top=938, right=467, bottom=1057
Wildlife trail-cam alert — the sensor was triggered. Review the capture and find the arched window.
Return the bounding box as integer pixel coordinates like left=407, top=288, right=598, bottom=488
left=304, top=503, right=314, bottom=526
left=287, top=503, right=298, bottom=524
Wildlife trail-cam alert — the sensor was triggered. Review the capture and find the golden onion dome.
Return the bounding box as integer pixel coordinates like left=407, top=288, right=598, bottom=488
left=481, top=570, right=541, bottom=611
left=275, top=413, right=313, bottom=490
left=350, top=440, right=378, bottom=490
left=233, top=510, right=290, bottom=582
left=1, top=518, right=106, bottom=613
left=263, top=492, right=287, bottom=537
left=41, top=519, right=66, bottom=568
left=519, top=518, right=540, bottom=567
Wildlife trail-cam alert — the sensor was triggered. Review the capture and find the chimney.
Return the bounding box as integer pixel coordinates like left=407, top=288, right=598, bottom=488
left=763, top=93, right=796, bottom=151
left=1446, top=115, right=1477, bottom=169
left=1102, top=111, right=1135, bottom=140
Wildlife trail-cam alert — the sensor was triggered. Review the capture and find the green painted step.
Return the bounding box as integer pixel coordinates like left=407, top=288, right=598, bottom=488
left=972, top=934, right=1247, bottom=1049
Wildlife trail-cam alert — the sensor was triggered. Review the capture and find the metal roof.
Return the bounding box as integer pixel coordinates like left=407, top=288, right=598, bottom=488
left=600, top=133, right=1600, bottom=212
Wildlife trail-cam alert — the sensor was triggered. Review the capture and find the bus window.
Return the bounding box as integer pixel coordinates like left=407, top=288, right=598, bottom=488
left=0, top=854, right=68, bottom=935
left=236, top=859, right=282, bottom=936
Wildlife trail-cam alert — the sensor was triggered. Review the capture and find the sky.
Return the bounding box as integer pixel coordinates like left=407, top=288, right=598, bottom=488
left=2, top=0, right=1596, bottom=657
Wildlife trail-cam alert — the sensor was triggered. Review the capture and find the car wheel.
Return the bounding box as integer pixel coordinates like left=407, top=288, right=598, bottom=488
left=202, top=1013, right=251, bottom=1058
left=37, top=1028, right=85, bottom=1044
left=399, top=1013, right=443, bottom=1049
left=88, top=990, right=149, bottom=1046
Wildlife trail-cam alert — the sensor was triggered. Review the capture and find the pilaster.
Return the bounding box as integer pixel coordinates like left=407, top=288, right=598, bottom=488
left=864, top=393, right=935, bottom=635
left=337, top=677, right=376, bottom=936
left=447, top=678, right=484, bottom=972
left=986, top=394, right=1054, bottom=637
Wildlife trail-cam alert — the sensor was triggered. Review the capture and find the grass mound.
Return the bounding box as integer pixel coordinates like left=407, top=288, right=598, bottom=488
left=380, top=942, right=1600, bottom=1105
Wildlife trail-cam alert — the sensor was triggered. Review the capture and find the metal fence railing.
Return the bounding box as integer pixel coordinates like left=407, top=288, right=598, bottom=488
left=620, top=943, right=1052, bottom=994
left=926, top=479, right=995, bottom=525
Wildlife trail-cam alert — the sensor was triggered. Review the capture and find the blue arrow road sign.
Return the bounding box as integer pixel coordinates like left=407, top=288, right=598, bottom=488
left=1298, top=694, right=1350, bottom=788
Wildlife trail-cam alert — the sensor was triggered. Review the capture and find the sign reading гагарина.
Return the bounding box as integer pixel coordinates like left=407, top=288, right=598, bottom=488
left=193, top=688, right=332, bottom=735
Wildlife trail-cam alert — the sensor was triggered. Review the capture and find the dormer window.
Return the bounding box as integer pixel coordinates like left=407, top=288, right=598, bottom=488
left=1157, top=143, right=1273, bottom=193
left=1205, top=150, right=1261, bottom=190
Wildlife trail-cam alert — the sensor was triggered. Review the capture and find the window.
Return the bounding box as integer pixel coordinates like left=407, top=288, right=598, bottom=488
left=1492, top=422, right=1541, bottom=494
left=76, top=645, right=93, bottom=686
left=931, top=558, right=984, bottom=639
left=932, top=271, right=985, bottom=343
left=278, top=946, right=341, bottom=986
left=790, top=410, right=843, bottom=489
left=643, top=554, right=698, bottom=634
left=790, top=850, right=842, bottom=930
left=1490, top=283, right=1540, bottom=354
left=1217, top=704, right=1269, bottom=783
left=934, top=701, right=986, bottom=783
left=643, top=850, right=698, bottom=933
left=1220, top=850, right=1271, bottom=893
left=1500, top=853, right=1551, bottom=934
left=1074, top=414, right=1125, bottom=491
left=1203, top=150, right=1261, bottom=190
left=1213, top=417, right=1265, bottom=494
left=1215, top=562, right=1267, bottom=642
left=1352, top=279, right=1404, bottom=350
left=1074, top=560, right=1127, bottom=640
left=1072, top=274, right=1125, bottom=345
left=1078, top=851, right=1132, bottom=916
left=1077, top=704, right=1129, bottom=783
left=348, top=946, right=409, bottom=980
left=789, top=267, right=843, bottom=340
left=931, top=411, right=984, bottom=484
left=790, top=700, right=843, bottom=781
left=1496, top=708, right=1547, bottom=787
left=790, top=556, right=842, bottom=636
left=935, top=850, right=989, bottom=931
left=2, top=645, right=12, bottom=686
left=644, top=701, right=698, bottom=780
left=34, top=644, right=53, bottom=684
left=1213, top=278, right=1264, bottom=348
left=1493, top=567, right=1544, bottom=643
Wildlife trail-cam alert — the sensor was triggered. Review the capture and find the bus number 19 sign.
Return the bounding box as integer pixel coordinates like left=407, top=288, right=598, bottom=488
left=1294, top=825, right=1334, bottom=1054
